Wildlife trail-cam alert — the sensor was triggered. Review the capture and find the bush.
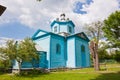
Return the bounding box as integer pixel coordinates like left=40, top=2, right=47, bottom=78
left=0, top=59, right=11, bottom=73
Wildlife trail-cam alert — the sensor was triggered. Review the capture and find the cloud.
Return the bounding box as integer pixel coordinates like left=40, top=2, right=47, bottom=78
left=0, top=37, right=12, bottom=47
left=80, top=0, right=120, bottom=23
left=0, top=37, right=21, bottom=47
left=0, top=0, right=120, bottom=33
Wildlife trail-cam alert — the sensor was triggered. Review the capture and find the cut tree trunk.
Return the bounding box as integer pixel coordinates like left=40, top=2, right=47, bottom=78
left=90, top=41, right=100, bottom=71
left=95, top=44, right=100, bottom=71
left=95, top=52, right=100, bottom=71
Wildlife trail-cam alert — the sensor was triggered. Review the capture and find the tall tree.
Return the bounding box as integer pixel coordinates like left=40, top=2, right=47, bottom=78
left=98, top=41, right=111, bottom=60
left=102, top=11, right=120, bottom=49
left=85, top=21, right=103, bottom=71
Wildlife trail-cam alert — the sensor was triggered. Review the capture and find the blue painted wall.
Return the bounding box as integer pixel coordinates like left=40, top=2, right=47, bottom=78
left=51, top=21, right=75, bottom=35
left=75, top=37, right=90, bottom=68
left=33, top=35, right=51, bottom=69
left=50, top=35, right=66, bottom=68
left=39, top=51, right=48, bottom=68
left=66, top=37, right=76, bottom=68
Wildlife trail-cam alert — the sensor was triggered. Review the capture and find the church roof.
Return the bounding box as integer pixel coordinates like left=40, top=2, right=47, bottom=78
left=67, top=32, right=90, bottom=42
left=50, top=20, right=75, bottom=28
left=32, top=29, right=49, bottom=39
left=32, top=29, right=65, bottom=40
left=32, top=29, right=89, bottom=42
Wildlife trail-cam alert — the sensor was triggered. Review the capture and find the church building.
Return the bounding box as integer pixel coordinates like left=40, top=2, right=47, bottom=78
left=13, top=14, right=90, bottom=69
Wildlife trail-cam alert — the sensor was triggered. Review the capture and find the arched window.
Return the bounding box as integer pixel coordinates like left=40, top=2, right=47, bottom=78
left=81, top=45, right=85, bottom=52
left=56, top=44, right=61, bottom=54
left=54, top=26, right=57, bottom=32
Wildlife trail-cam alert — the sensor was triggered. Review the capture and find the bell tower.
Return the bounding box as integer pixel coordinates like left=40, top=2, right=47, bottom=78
left=50, top=13, right=75, bottom=36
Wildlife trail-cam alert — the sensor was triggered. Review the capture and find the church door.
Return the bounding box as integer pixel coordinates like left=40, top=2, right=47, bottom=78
left=81, top=45, right=86, bottom=67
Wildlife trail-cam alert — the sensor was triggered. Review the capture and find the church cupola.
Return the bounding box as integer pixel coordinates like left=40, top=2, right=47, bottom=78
left=50, top=13, right=75, bottom=36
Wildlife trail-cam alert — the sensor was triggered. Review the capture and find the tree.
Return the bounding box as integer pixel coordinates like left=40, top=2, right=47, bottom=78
left=0, top=48, right=11, bottom=72
left=0, top=38, right=38, bottom=74
left=112, top=50, right=120, bottom=62
left=18, top=38, right=39, bottom=69
left=102, top=11, right=120, bottom=62
left=102, top=11, right=120, bottom=49
left=98, top=41, right=111, bottom=61
left=85, top=21, right=103, bottom=71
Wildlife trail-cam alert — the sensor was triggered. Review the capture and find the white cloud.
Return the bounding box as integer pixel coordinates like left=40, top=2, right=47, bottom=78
left=0, top=37, right=12, bottom=47
left=0, top=0, right=119, bottom=33
left=0, top=37, right=21, bottom=47
left=80, top=0, right=120, bottom=23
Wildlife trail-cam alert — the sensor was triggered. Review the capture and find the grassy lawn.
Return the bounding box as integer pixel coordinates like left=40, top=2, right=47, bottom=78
left=0, top=63, right=120, bottom=80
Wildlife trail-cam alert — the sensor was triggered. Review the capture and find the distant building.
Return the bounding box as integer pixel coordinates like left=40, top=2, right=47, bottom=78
left=13, top=14, right=90, bottom=69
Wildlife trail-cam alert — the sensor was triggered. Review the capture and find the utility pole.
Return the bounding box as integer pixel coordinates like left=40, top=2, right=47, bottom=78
left=0, top=5, right=6, bottom=16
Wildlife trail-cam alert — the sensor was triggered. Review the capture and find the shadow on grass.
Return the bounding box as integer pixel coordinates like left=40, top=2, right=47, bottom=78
left=16, top=73, right=50, bottom=78
left=15, top=70, right=50, bottom=78
left=0, top=69, right=12, bottom=75
left=91, top=71, right=120, bottom=80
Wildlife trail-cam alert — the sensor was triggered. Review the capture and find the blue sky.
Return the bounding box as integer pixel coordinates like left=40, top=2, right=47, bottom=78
left=0, top=22, right=35, bottom=39
left=73, top=0, right=93, bottom=14
left=0, top=0, right=120, bottom=40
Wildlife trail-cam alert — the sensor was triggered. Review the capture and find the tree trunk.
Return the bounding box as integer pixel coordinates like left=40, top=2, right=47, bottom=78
left=90, top=41, right=100, bottom=71
left=95, top=44, right=100, bottom=71
left=93, top=57, right=96, bottom=70
left=95, top=52, right=99, bottom=71
left=18, top=61, right=21, bottom=74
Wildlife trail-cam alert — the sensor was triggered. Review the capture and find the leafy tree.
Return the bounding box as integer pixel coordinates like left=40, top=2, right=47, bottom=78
left=18, top=38, right=39, bottom=69
left=85, top=21, right=103, bottom=71
left=0, top=48, right=11, bottom=72
left=0, top=38, right=38, bottom=74
left=98, top=42, right=111, bottom=61
left=102, top=11, right=120, bottom=49
left=102, top=11, right=120, bottom=62
left=113, top=50, right=120, bottom=62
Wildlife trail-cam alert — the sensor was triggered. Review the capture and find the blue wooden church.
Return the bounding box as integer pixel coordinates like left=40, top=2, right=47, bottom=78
left=13, top=14, right=90, bottom=69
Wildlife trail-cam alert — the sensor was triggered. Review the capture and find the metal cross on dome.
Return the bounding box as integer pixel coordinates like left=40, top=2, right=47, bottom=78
left=60, top=13, right=66, bottom=21
left=0, top=5, right=6, bottom=16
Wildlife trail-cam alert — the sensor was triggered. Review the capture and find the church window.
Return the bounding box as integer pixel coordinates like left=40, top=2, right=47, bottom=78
left=81, top=45, right=85, bottom=52
left=56, top=44, right=61, bottom=54
left=69, top=26, right=72, bottom=33
left=54, top=26, right=57, bottom=32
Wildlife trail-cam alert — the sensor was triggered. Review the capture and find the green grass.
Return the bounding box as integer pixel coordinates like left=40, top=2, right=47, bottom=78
left=0, top=63, right=120, bottom=80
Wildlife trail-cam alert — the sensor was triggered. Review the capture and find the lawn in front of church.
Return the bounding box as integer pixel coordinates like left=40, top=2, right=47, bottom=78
left=0, top=63, right=120, bottom=80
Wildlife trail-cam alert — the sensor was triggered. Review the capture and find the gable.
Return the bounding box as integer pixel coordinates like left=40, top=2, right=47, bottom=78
left=67, top=32, right=90, bottom=42
left=75, top=32, right=90, bottom=41
left=32, top=29, right=48, bottom=39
